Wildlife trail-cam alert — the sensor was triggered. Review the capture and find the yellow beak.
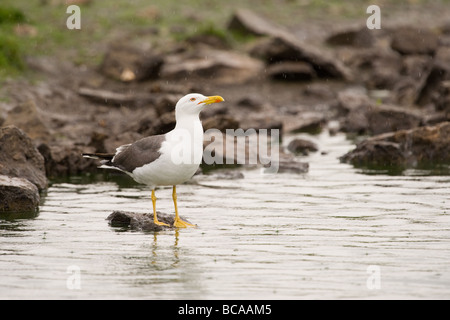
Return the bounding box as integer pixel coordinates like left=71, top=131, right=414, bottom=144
left=199, top=95, right=225, bottom=105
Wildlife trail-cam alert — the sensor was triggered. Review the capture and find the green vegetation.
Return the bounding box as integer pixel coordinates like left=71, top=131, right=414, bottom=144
left=0, top=34, right=24, bottom=76
left=184, top=21, right=231, bottom=42
left=0, top=6, right=27, bottom=77
left=0, top=6, right=26, bottom=24
left=0, top=0, right=449, bottom=79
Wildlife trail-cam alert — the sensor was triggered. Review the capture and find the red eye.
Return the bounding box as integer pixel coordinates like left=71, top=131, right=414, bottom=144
left=190, top=97, right=196, bottom=102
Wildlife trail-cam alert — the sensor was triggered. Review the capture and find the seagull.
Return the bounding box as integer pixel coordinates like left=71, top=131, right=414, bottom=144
left=83, top=93, right=225, bottom=228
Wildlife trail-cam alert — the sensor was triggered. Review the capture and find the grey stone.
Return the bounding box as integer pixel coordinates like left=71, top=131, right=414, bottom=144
left=0, top=125, right=48, bottom=190
left=0, top=175, right=40, bottom=213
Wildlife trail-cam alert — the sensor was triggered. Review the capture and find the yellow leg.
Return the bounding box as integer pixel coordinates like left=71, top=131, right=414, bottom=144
left=172, top=185, right=195, bottom=228
left=152, top=189, right=169, bottom=226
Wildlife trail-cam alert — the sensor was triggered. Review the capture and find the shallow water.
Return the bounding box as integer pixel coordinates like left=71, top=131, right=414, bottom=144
left=1, top=132, right=449, bottom=299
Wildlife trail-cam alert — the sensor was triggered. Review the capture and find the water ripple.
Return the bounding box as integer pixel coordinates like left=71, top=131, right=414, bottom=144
left=1, top=133, right=450, bottom=299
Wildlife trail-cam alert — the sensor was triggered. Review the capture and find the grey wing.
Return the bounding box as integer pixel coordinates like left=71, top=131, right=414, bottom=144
left=109, top=135, right=166, bottom=173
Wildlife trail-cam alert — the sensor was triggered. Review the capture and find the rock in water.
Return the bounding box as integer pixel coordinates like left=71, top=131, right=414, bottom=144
left=287, top=138, right=318, bottom=155
left=340, top=122, right=450, bottom=169
left=0, top=125, right=48, bottom=190
left=0, top=175, right=40, bottom=213
left=107, top=211, right=194, bottom=232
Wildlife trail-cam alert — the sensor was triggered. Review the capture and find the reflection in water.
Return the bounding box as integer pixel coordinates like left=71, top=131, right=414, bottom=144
left=1, top=132, right=450, bottom=299
left=150, top=230, right=180, bottom=268
left=113, top=228, right=207, bottom=299
left=0, top=211, right=38, bottom=222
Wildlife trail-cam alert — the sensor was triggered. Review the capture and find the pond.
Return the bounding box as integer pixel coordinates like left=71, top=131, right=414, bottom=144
left=1, top=132, right=449, bottom=299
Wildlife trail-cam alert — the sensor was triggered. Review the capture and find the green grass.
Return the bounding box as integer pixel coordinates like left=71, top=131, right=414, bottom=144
left=0, top=6, right=26, bottom=24
left=0, top=6, right=27, bottom=77
left=0, top=33, right=24, bottom=76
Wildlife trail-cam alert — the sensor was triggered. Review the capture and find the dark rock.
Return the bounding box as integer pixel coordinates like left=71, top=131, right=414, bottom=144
left=336, top=89, right=423, bottom=135
left=389, top=55, right=433, bottom=106
left=391, top=27, right=439, bottom=55
left=78, top=87, right=153, bottom=107
left=342, top=104, right=423, bottom=135
left=104, top=131, right=144, bottom=156
left=99, top=44, right=164, bottom=82
left=236, top=94, right=264, bottom=110
left=107, top=211, right=194, bottom=232
left=227, top=8, right=285, bottom=37
left=267, top=61, right=316, bottom=81
left=434, top=80, right=450, bottom=112
left=342, top=48, right=402, bottom=90
left=368, top=65, right=400, bottom=91
left=153, top=94, right=180, bottom=116
left=0, top=175, right=40, bottom=213
left=0, top=125, right=48, bottom=190
left=416, top=61, right=450, bottom=107
left=202, top=114, right=240, bottom=132
left=340, top=122, right=450, bottom=168
left=335, top=88, right=372, bottom=133
left=282, top=112, right=327, bottom=134
left=367, top=104, right=423, bottom=135
left=401, top=54, right=433, bottom=80
left=340, top=110, right=370, bottom=134
left=37, top=143, right=98, bottom=178
left=427, top=48, right=450, bottom=111
left=389, top=78, right=418, bottom=106
left=250, top=34, right=352, bottom=80
left=326, top=27, right=375, bottom=47
left=274, top=159, right=309, bottom=174
left=287, top=138, right=318, bottom=155
left=341, top=140, right=406, bottom=168
left=87, top=131, right=108, bottom=153
left=161, top=47, right=264, bottom=84
left=138, top=111, right=176, bottom=136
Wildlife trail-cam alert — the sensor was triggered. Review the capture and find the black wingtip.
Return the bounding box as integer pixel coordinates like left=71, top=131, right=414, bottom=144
left=82, top=152, right=114, bottom=160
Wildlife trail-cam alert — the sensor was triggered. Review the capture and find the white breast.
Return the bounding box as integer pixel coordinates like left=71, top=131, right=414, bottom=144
left=130, top=120, right=204, bottom=187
